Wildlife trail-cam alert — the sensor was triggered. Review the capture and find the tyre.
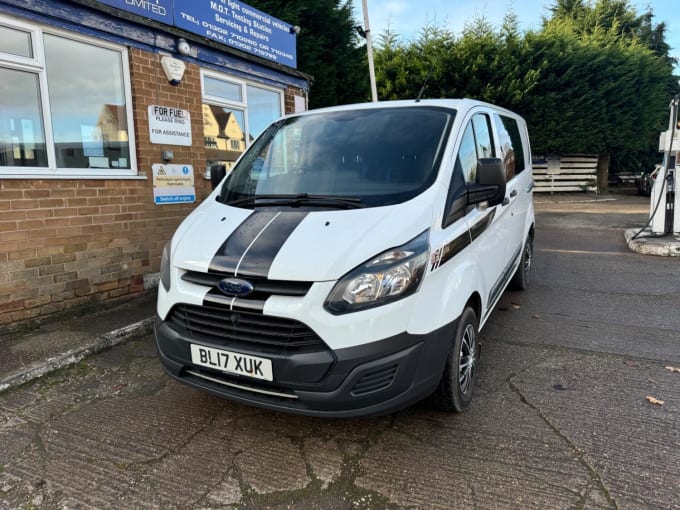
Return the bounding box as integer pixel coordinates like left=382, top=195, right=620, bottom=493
left=430, top=307, right=479, bottom=412
left=509, top=233, right=533, bottom=291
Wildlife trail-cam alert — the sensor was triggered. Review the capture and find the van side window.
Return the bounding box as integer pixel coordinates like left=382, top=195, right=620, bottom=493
left=494, top=114, right=526, bottom=177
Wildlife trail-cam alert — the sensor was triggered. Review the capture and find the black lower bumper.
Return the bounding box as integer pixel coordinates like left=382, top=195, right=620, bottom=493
left=154, top=315, right=456, bottom=417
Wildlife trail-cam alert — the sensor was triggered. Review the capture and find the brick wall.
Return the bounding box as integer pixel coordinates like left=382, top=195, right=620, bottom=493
left=284, top=87, right=307, bottom=113
left=0, top=46, right=305, bottom=328
left=0, top=49, right=303, bottom=329
left=1, top=179, right=167, bottom=322
left=0, top=49, right=207, bottom=327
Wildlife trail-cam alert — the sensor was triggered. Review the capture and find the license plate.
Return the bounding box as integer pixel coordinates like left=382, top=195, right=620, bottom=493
left=190, top=344, right=273, bottom=381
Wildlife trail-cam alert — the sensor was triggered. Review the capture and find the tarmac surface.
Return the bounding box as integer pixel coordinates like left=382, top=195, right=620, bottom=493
left=1, top=192, right=679, bottom=509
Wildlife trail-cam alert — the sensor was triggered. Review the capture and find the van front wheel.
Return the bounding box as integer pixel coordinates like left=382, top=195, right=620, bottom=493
left=430, top=307, right=479, bottom=412
left=510, top=233, right=533, bottom=290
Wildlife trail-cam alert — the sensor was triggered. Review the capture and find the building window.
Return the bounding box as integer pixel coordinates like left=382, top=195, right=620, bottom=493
left=0, top=25, right=33, bottom=58
left=201, top=71, right=283, bottom=174
left=0, top=16, right=135, bottom=176
left=0, top=67, right=48, bottom=167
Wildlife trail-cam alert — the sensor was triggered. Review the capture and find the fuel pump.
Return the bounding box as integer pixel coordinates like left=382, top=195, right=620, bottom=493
left=650, top=96, right=679, bottom=235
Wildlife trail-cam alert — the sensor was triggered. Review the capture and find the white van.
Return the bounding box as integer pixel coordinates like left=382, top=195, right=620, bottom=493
left=155, top=99, right=535, bottom=417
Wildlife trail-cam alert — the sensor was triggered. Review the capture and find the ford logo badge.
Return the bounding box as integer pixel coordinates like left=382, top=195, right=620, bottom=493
left=217, top=278, right=254, bottom=297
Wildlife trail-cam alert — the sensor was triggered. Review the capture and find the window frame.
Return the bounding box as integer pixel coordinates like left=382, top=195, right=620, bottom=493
left=0, top=15, right=137, bottom=178
left=200, top=69, right=285, bottom=149
left=0, top=17, right=42, bottom=67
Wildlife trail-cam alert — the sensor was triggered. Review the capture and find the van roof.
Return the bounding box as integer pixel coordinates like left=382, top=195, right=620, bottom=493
left=292, top=98, right=519, bottom=118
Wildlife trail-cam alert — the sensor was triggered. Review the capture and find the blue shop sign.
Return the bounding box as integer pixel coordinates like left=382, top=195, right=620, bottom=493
left=97, top=0, right=173, bottom=24
left=95, top=0, right=296, bottom=68
left=174, top=0, right=296, bottom=67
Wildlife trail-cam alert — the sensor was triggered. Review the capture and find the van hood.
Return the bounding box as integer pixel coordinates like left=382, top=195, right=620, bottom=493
left=172, top=193, right=435, bottom=282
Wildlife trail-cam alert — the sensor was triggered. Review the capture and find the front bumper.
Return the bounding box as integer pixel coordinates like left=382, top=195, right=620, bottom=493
left=154, top=314, right=456, bottom=417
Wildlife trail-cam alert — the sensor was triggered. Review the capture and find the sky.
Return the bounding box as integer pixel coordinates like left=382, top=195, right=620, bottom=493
left=356, top=0, right=680, bottom=71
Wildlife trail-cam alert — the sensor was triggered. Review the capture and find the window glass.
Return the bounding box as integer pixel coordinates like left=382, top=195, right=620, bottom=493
left=204, top=105, right=246, bottom=173
left=204, top=76, right=242, bottom=103
left=472, top=114, right=494, bottom=159
left=0, top=68, right=48, bottom=167
left=499, top=115, right=526, bottom=175
left=246, top=85, right=281, bottom=141
left=493, top=114, right=516, bottom=180
left=221, top=107, right=454, bottom=208
left=44, top=34, right=130, bottom=169
left=0, top=25, right=32, bottom=58
left=457, top=122, right=477, bottom=183
left=202, top=73, right=283, bottom=179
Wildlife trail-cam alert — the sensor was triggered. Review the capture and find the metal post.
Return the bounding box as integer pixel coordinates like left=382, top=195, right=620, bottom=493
left=651, top=96, right=678, bottom=235
left=362, top=0, right=378, bottom=102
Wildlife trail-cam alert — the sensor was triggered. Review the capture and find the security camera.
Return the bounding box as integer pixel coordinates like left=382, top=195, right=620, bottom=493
left=177, top=38, right=191, bottom=56
left=289, top=25, right=301, bottom=35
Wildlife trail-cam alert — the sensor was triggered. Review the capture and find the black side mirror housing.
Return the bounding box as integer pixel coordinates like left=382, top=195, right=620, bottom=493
left=210, top=164, right=227, bottom=190
left=467, top=158, right=506, bottom=207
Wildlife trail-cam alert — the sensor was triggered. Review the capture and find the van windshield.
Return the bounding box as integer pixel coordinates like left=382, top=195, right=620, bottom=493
left=219, top=107, right=455, bottom=208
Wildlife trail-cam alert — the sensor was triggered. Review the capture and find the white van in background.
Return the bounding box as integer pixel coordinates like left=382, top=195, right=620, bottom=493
left=154, top=99, right=535, bottom=417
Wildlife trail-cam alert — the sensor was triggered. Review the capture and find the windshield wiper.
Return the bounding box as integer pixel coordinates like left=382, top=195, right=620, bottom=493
left=226, top=193, right=364, bottom=209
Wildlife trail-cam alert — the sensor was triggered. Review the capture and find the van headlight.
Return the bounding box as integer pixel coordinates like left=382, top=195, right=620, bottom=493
left=324, top=231, right=429, bottom=314
left=160, top=242, right=171, bottom=291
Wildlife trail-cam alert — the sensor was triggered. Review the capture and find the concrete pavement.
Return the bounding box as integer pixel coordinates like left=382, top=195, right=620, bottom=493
left=0, top=293, right=155, bottom=393
left=1, top=192, right=679, bottom=509
left=0, top=192, right=675, bottom=396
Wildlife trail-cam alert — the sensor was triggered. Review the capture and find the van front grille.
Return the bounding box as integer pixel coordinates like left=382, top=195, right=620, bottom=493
left=167, top=303, right=327, bottom=351
left=181, top=271, right=312, bottom=298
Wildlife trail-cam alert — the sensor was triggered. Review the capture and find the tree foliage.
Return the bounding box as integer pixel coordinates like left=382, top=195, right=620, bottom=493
left=373, top=0, right=678, bottom=177
left=245, top=0, right=369, bottom=108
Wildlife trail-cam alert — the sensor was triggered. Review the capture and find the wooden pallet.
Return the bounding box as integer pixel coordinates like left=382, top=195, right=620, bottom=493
left=532, top=155, right=598, bottom=193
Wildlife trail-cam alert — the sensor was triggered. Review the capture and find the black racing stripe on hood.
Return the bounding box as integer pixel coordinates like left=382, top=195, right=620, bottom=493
left=209, top=210, right=309, bottom=277
left=209, top=211, right=278, bottom=274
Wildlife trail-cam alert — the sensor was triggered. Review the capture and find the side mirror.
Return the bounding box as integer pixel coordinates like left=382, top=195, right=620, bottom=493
left=467, top=158, right=506, bottom=207
left=210, top=164, right=227, bottom=190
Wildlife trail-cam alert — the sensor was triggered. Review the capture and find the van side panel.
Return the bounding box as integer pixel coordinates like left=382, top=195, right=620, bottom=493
left=407, top=245, right=482, bottom=335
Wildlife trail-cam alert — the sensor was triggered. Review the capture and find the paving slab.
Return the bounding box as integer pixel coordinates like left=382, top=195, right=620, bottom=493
left=0, top=293, right=156, bottom=393
left=511, top=353, right=680, bottom=510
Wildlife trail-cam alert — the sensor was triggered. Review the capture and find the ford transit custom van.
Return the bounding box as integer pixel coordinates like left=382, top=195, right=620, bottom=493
left=154, top=99, right=535, bottom=417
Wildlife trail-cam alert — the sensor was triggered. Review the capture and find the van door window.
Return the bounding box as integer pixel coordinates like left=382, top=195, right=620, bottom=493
left=458, top=122, right=477, bottom=183
left=493, top=114, right=526, bottom=178
left=443, top=113, right=497, bottom=227
left=493, top=114, right=515, bottom=180
left=472, top=114, right=495, bottom=161
left=459, top=114, right=496, bottom=184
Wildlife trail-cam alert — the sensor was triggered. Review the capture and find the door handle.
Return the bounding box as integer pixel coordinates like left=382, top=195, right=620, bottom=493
left=503, top=189, right=517, bottom=206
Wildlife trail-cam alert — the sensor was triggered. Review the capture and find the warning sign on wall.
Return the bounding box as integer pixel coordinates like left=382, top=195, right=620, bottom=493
left=152, top=164, right=195, bottom=204
left=148, top=105, right=192, bottom=146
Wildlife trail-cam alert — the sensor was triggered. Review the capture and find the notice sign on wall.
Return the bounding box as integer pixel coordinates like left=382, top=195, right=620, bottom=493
left=152, top=164, right=196, bottom=204
left=148, top=105, right=192, bottom=146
